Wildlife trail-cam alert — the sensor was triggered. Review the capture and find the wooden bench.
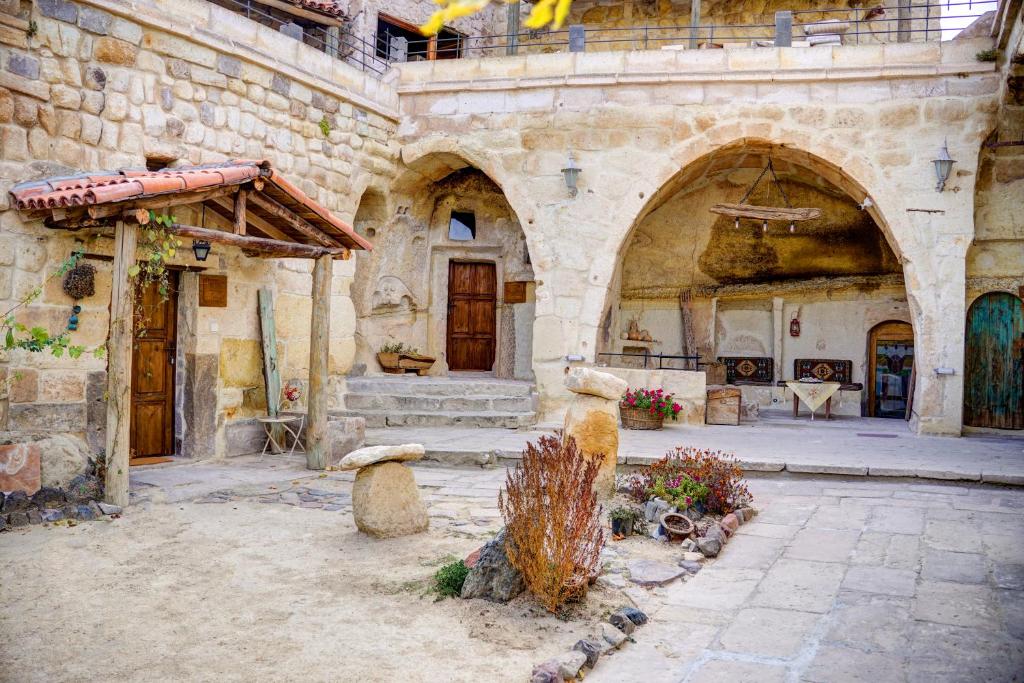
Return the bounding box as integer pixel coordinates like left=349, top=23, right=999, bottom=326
left=719, top=356, right=774, bottom=386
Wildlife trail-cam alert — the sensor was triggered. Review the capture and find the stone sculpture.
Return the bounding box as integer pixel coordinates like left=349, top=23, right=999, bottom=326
left=562, top=367, right=627, bottom=498
left=338, top=443, right=428, bottom=538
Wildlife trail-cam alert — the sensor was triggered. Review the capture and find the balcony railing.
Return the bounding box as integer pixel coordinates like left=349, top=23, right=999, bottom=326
left=213, top=0, right=996, bottom=76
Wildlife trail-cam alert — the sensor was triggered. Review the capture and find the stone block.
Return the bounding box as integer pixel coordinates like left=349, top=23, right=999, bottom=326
left=94, top=37, right=137, bottom=66
left=77, top=6, right=111, bottom=35
left=38, top=371, right=85, bottom=402
left=565, top=366, right=627, bottom=400
left=7, top=403, right=87, bottom=432
left=110, top=18, right=142, bottom=45
left=351, top=462, right=428, bottom=538
left=36, top=0, right=77, bottom=23
left=7, top=53, right=40, bottom=80
left=8, top=368, right=38, bottom=403
left=564, top=393, right=619, bottom=498
left=0, top=443, right=41, bottom=495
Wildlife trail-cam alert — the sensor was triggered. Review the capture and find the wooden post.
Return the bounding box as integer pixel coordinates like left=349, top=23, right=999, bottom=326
left=305, top=254, right=332, bottom=469
left=689, top=0, right=701, bottom=49
left=506, top=0, right=520, bottom=55
left=104, top=219, right=137, bottom=506
left=233, top=189, right=247, bottom=235
left=258, top=288, right=284, bottom=452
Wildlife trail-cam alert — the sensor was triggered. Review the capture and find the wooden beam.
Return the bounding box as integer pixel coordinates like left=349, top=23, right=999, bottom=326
left=209, top=196, right=291, bottom=242
left=709, top=204, right=822, bottom=222
left=104, top=219, right=137, bottom=507
left=166, top=223, right=348, bottom=259
left=305, top=254, right=332, bottom=470
left=247, top=192, right=342, bottom=248
left=234, top=189, right=247, bottom=235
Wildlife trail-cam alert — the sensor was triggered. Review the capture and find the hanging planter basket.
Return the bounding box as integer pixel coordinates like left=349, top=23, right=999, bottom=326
left=62, top=262, right=96, bottom=300
left=621, top=405, right=665, bottom=430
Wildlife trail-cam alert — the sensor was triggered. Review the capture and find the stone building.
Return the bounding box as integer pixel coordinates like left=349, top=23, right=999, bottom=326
left=0, top=0, right=1021, bottom=484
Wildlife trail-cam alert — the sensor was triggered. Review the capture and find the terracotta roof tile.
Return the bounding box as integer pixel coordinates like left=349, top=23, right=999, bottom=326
left=9, top=159, right=370, bottom=251
left=294, top=0, right=346, bottom=18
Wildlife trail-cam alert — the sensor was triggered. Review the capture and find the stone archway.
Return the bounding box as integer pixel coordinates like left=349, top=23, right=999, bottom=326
left=596, top=139, right=911, bottom=419
left=351, top=152, right=537, bottom=379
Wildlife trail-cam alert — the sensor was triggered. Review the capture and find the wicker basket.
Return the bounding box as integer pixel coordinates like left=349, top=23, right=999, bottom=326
left=620, top=405, right=665, bottom=430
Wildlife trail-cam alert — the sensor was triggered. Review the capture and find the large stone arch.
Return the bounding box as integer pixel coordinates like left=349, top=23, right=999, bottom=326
left=351, top=146, right=539, bottom=379
left=573, top=136, right=971, bottom=434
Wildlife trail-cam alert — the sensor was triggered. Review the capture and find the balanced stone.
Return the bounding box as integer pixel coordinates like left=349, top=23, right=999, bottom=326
left=351, top=462, right=428, bottom=538
left=565, top=367, right=628, bottom=400
left=339, top=443, right=424, bottom=471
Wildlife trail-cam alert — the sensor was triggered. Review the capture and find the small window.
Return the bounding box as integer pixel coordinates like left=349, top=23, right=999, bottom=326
left=376, top=15, right=430, bottom=61
left=449, top=211, right=476, bottom=241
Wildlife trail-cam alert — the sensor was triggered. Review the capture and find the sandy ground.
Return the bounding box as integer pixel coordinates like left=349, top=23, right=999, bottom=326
left=0, top=493, right=637, bottom=682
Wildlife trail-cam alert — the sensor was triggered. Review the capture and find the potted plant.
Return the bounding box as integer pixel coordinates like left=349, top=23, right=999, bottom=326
left=620, top=387, right=682, bottom=430
left=609, top=505, right=645, bottom=537
left=377, top=341, right=436, bottom=375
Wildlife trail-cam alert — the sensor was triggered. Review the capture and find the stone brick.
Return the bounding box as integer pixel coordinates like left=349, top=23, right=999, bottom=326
left=7, top=52, right=40, bottom=80
left=80, top=113, right=102, bottom=144
left=924, top=99, right=969, bottom=123
left=51, top=84, right=81, bottom=110
left=8, top=368, right=38, bottom=403
left=58, top=109, right=81, bottom=139
left=1, top=125, right=28, bottom=160
left=94, top=37, right=137, bottom=66
left=13, top=96, right=37, bottom=126
left=0, top=443, right=41, bottom=495
left=77, top=6, right=111, bottom=35
left=36, top=0, right=77, bottom=23
left=105, top=92, right=127, bottom=121
left=216, top=55, right=241, bottom=79
left=0, top=88, right=12, bottom=123
left=270, top=73, right=290, bottom=97
left=7, top=403, right=88, bottom=432
left=110, top=18, right=142, bottom=45
left=39, top=371, right=86, bottom=402
left=84, top=65, right=106, bottom=90
left=81, top=90, right=104, bottom=115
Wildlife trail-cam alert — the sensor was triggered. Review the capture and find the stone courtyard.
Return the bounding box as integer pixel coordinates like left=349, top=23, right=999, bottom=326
left=2, top=457, right=1022, bottom=682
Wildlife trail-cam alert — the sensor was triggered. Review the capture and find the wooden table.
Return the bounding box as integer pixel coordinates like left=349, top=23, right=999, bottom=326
left=786, top=381, right=842, bottom=420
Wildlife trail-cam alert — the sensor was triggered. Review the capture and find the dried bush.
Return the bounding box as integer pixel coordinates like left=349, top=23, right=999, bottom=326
left=627, top=447, right=751, bottom=515
left=62, top=262, right=96, bottom=300
left=499, top=435, right=605, bottom=613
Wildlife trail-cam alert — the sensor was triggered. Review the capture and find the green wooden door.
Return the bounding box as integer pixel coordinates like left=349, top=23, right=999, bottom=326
left=964, top=292, right=1024, bottom=430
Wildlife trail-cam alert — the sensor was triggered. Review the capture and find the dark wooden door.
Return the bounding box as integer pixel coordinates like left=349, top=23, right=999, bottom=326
left=964, top=292, right=1024, bottom=430
left=130, top=272, right=178, bottom=458
left=446, top=261, right=496, bottom=371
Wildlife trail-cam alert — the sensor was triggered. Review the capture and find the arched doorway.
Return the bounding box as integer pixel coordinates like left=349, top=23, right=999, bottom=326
left=351, top=160, right=535, bottom=379
left=964, top=292, right=1024, bottom=429
left=598, top=141, right=908, bottom=419
left=867, top=321, right=914, bottom=418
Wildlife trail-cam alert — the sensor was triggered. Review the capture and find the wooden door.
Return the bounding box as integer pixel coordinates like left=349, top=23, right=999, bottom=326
left=130, top=272, right=178, bottom=459
left=964, top=292, right=1024, bottom=429
left=446, top=261, right=496, bottom=371
left=867, top=321, right=914, bottom=418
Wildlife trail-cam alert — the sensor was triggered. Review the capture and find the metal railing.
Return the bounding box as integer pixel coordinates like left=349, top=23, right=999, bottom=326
left=598, top=352, right=703, bottom=372
left=211, top=0, right=996, bottom=76
left=394, top=0, right=996, bottom=58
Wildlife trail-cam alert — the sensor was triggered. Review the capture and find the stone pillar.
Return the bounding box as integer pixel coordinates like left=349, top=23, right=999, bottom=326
left=903, top=239, right=968, bottom=435
left=562, top=367, right=627, bottom=498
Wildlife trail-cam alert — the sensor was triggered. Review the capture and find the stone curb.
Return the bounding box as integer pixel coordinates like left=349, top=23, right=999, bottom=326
left=397, top=445, right=1024, bottom=487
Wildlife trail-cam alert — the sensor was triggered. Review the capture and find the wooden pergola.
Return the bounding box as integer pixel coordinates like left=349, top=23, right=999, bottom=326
left=10, top=160, right=371, bottom=506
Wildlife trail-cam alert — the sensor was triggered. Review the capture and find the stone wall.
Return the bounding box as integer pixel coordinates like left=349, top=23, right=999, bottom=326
left=0, top=0, right=400, bottom=455
left=394, top=38, right=1000, bottom=434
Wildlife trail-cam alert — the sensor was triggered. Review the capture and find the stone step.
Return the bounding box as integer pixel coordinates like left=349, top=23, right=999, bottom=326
left=331, top=409, right=536, bottom=430
left=344, top=377, right=535, bottom=398
left=343, top=392, right=536, bottom=413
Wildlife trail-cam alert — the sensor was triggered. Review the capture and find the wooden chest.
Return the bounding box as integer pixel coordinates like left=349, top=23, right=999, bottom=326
left=706, top=386, right=742, bottom=426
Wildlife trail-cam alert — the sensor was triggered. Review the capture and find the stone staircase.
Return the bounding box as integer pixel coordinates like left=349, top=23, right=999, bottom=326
left=335, top=375, right=538, bottom=429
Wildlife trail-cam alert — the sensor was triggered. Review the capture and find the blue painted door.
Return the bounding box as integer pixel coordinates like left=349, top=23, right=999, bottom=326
left=964, top=292, right=1024, bottom=430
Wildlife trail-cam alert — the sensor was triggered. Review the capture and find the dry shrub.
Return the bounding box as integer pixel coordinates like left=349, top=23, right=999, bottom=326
left=499, top=435, right=605, bottom=613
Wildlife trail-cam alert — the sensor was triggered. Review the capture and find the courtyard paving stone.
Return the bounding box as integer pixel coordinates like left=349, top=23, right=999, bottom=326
left=784, top=528, right=861, bottom=563
left=718, top=607, right=819, bottom=658
left=920, top=549, right=989, bottom=584
left=824, top=592, right=913, bottom=653
left=841, top=565, right=917, bottom=597
left=911, top=581, right=998, bottom=629
left=687, top=658, right=789, bottom=683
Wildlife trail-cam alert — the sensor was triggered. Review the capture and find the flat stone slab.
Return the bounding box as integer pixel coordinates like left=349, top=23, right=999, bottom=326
left=338, top=443, right=425, bottom=471
left=564, top=366, right=627, bottom=400
left=627, top=559, right=686, bottom=586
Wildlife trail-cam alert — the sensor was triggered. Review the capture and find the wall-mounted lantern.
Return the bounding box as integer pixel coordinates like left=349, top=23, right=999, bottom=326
left=192, top=239, right=212, bottom=262
left=561, top=152, right=581, bottom=198
left=932, top=140, right=956, bottom=192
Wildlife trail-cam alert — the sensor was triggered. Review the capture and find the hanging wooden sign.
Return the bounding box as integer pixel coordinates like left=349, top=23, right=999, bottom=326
left=710, top=203, right=822, bottom=222
left=199, top=274, right=228, bottom=307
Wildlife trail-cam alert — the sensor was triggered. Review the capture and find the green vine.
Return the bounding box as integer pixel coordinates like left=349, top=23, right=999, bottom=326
left=1, top=248, right=105, bottom=360
left=130, top=212, right=182, bottom=302
left=318, top=115, right=332, bottom=138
